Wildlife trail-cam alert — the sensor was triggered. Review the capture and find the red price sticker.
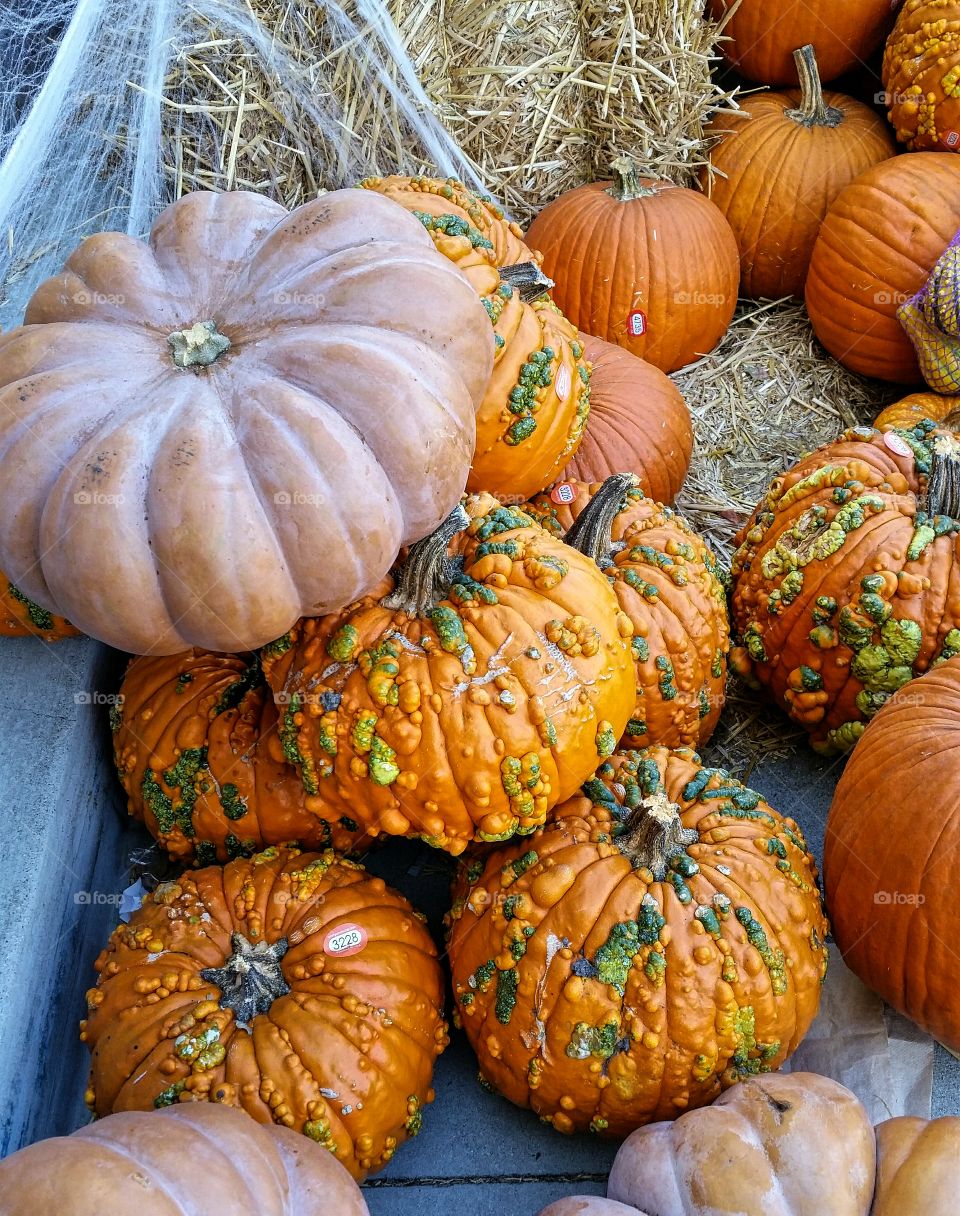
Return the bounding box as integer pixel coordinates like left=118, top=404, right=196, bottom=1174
left=627, top=309, right=647, bottom=337
left=883, top=431, right=912, bottom=457
left=551, top=482, right=576, bottom=505
left=323, top=923, right=368, bottom=958
left=941, top=130, right=960, bottom=149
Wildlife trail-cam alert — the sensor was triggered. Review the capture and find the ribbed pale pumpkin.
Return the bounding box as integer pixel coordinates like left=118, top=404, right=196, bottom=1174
left=805, top=154, right=960, bottom=382
left=261, top=495, right=636, bottom=854
left=114, top=649, right=368, bottom=862
left=1, top=572, right=79, bottom=640
left=875, top=392, right=960, bottom=431
left=525, top=158, right=739, bottom=374
left=731, top=423, right=960, bottom=753
left=0, top=189, right=493, bottom=654
left=703, top=46, right=895, bottom=300
left=362, top=175, right=590, bottom=498
left=707, top=0, right=894, bottom=85
left=81, top=846, right=448, bottom=1179
left=0, top=1104, right=370, bottom=1215
left=561, top=333, right=692, bottom=504
left=527, top=476, right=729, bottom=752
left=447, top=746, right=829, bottom=1136
left=883, top=1, right=960, bottom=151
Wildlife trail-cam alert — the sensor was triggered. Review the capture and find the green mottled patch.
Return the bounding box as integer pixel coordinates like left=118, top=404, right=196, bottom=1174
left=594, top=921, right=641, bottom=995
left=260, top=632, right=292, bottom=661
left=6, top=582, right=54, bottom=631
left=566, top=1021, right=620, bottom=1060
left=153, top=1080, right=186, bottom=1108
left=495, top=968, right=518, bottom=1023
left=326, top=624, right=360, bottom=663
left=352, top=710, right=377, bottom=754
left=644, top=949, right=667, bottom=985
left=736, top=906, right=787, bottom=994
left=595, top=721, right=616, bottom=758
left=637, top=895, right=666, bottom=945
left=412, top=209, right=494, bottom=250
left=175, top=672, right=193, bottom=694
left=369, top=735, right=400, bottom=786
left=503, top=850, right=538, bottom=883
left=220, top=783, right=247, bottom=821
left=632, top=636, right=650, bottom=663
left=108, top=701, right=124, bottom=733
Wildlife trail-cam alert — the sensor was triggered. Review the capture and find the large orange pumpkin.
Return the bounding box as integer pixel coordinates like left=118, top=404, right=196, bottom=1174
left=561, top=333, right=692, bottom=504
left=0, top=1103, right=370, bottom=1214
left=81, top=846, right=448, bottom=1179
left=883, top=1, right=960, bottom=152
left=525, top=158, right=739, bottom=374
left=703, top=45, right=895, bottom=300
left=0, top=572, right=79, bottom=640
left=805, top=153, right=960, bottom=382
left=731, top=423, right=960, bottom=753
left=261, top=495, right=636, bottom=854
left=824, top=656, right=960, bottom=1052
left=113, top=649, right=369, bottom=862
left=875, top=391, right=960, bottom=431
left=446, top=746, right=829, bottom=1136
left=708, top=0, right=894, bottom=85
left=0, top=189, right=493, bottom=655
left=527, top=475, right=729, bottom=752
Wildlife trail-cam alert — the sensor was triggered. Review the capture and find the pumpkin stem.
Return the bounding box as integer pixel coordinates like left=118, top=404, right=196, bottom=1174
left=927, top=434, right=960, bottom=518
left=607, top=156, right=659, bottom=202
left=564, top=472, right=639, bottom=567
left=785, top=45, right=843, bottom=129
left=499, top=261, right=555, bottom=302
left=615, top=788, right=699, bottom=879
left=200, top=932, right=291, bottom=1024
left=381, top=503, right=470, bottom=616
left=168, top=320, right=231, bottom=369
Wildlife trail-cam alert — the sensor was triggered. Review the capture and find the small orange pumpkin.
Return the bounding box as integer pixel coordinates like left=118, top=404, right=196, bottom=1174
left=0, top=571, right=79, bottom=640
left=875, top=392, right=960, bottom=431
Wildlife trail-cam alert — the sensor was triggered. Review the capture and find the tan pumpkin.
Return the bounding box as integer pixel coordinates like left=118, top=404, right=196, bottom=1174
left=0, top=189, right=493, bottom=654
left=703, top=45, right=895, bottom=300
left=873, top=1115, right=960, bottom=1214
left=561, top=333, right=692, bottom=504
left=0, top=1103, right=370, bottom=1214
left=874, top=391, right=960, bottom=431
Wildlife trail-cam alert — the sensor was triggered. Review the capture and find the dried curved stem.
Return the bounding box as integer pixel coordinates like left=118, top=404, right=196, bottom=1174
left=380, top=504, right=469, bottom=616
left=200, top=933, right=290, bottom=1023
left=607, top=155, right=659, bottom=202
left=564, top=472, right=639, bottom=567
left=615, top=788, right=699, bottom=879
left=785, top=45, right=843, bottom=129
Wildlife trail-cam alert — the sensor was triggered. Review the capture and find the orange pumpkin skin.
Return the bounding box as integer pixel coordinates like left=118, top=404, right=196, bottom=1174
left=875, top=391, right=960, bottom=430
left=805, top=154, right=960, bottom=382
left=527, top=477, right=729, bottom=752
left=874, top=1115, right=960, bottom=1214
left=114, top=649, right=369, bottom=863
left=447, top=747, right=829, bottom=1137
left=0, top=572, right=79, bottom=640
left=561, top=333, right=692, bottom=503
left=0, top=1103, right=370, bottom=1214
left=525, top=161, right=739, bottom=374
left=883, top=1, right=960, bottom=152
left=0, top=189, right=493, bottom=655
left=708, top=0, right=894, bottom=85
left=823, top=658, right=960, bottom=1052
left=703, top=48, right=895, bottom=300
left=731, top=423, right=960, bottom=754
left=261, top=495, right=636, bottom=854
left=80, top=846, right=448, bottom=1179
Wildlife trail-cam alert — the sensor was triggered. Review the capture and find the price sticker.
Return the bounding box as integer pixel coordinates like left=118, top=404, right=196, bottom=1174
left=627, top=309, right=647, bottom=337
left=551, top=482, right=577, bottom=505
left=883, top=431, right=912, bottom=457
left=323, top=923, right=368, bottom=958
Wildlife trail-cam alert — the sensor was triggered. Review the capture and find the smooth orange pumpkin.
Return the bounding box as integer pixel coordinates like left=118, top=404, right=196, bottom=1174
left=81, top=845, right=448, bottom=1178
left=525, top=158, right=739, bottom=374
left=703, top=45, right=895, bottom=300
left=883, top=1, right=960, bottom=151
left=708, top=0, right=894, bottom=85
left=561, top=333, right=692, bottom=503
left=447, top=746, right=829, bottom=1137
left=0, top=572, right=79, bottom=640
left=805, top=153, right=960, bottom=382
left=875, top=391, right=960, bottom=430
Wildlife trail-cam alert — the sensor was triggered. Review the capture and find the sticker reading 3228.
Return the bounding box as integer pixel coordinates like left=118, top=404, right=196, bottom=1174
left=323, top=922, right=368, bottom=958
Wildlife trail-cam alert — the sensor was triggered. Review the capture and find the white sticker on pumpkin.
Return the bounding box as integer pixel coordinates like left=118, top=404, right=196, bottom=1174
left=627, top=309, right=647, bottom=337
left=323, top=923, right=368, bottom=958
left=883, top=432, right=912, bottom=457
left=555, top=363, right=572, bottom=402
left=551, top=482, right=577, bottom=505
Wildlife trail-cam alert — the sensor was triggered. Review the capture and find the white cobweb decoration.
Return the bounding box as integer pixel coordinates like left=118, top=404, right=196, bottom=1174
left=0, top=0, right=479, bottom=327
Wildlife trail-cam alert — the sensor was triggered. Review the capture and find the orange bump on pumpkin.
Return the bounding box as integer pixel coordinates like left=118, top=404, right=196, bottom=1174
left=113, top=649, right=370, bottom=862
left=703, top=45, right=895, bottom=301
left=261, top=495, right=636, bottom=854
left=527, top=475, right=730, bottom=752
left=447, top=746, right=829, bottom=1137
left=0, top=571, right=79, bottom=641
left=525, top=157, right=739, bottom=374
left=80, top=845, right=447, bottom=1180
left=883, top=0, right=960, bottom=152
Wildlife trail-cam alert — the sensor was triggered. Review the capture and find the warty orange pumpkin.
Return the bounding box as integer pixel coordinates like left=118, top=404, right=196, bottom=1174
left=526, top=475, right=730, bottom=752
left=446, top=746, right=829, bottom=1137
left=875, top=391, right=960, bottom=431
left=0, top=188, right=493, bottom=655
left=805, top=153, right=960, bottom=382
left=524, top=157, right=739, bottom=374
left=703, top=45, right=895, bottom=300
left=883, top=0, right=960, bottom=152
left=261, top=495, right=637, bottom=854
left=561, top=333, right=692, bottom=503
left=81, top=845, right=447, bottom=1179
left=0, top=571, right=79, bottom=640
left=113, top=649, right=369, bottom=863
left=0, top=1103, right=370, bottom=1215
left=731, top=422, right=960, bottom=753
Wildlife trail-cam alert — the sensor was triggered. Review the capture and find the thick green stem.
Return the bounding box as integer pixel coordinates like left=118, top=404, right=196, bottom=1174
left=200, top=933, right=290, bottom=1023
left=615, top=788, right=699, bottom=879
left=785, top=45, right=843, bottom=129
left=380, top=504, right=469, bottom=615
left=168, top=320, right=231, bottom=369
left=564, top=472, right=639, bottom=568
left=499, top=261, right=555, bottom=303
left=607, top=156, right=659, bottom=202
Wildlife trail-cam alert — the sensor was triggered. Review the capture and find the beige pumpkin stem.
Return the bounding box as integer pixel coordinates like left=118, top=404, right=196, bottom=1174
left=615, top=788, right=699, bottom=879
left=786, top=45, right=844, bottom=129
left=499, top=261, right=555, bottom=302
left=381, top=503, right=470, bottom=616
left=607, top=155, right=659, bottom=202
left=927, top=434, right=960, bottom=517
left=564, top=472, right=639, bottom=567
left=200, top=932, right=290, bottom=1023
left=168, top=319, right=231, bottom=369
